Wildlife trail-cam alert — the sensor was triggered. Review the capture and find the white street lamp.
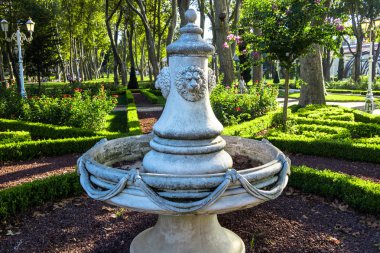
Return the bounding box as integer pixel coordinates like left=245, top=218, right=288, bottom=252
left=0, top=18, right=35, bottom=98
left=25, top=18, right=35, bottom=33
left=365, top=27, right=375, bottom=113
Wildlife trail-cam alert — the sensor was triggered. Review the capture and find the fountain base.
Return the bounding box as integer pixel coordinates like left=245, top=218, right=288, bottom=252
left=130, top=214, right=245, bottom=253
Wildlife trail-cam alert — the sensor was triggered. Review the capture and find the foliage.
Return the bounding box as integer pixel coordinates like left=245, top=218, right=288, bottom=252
left=287, top=92, right=377, bottom=102
left=210, top=83, right=278, bottom=126
left=126, top=90, right=142, bottom=135
left=241, top=0, right=341, bottom=69
left=326, top=78, right=380, bottom=91
left=0, top=118, right=111, bottom=139
left=0, top=87, right=116, bottom=131
left=0, top=136, right=109, bottom=161
left=0, top=173, right=82, bottom=221
left=0, top=131, right=31, bottom=144
left=269, top=134, right=380, bottom=163
left=290, top=166, right=380, bottom=216
left=140, top=89, right=166, bottom=105
left=223, top=109, right=284, bottom=137
left=105, top=111, right=128, bottom=133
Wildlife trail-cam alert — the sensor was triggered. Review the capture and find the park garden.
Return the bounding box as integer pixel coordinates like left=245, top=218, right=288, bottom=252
left=0, top=0, right=379, bottom=252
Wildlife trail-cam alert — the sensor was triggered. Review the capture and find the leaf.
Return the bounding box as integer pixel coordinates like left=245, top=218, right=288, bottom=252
left=6, top=230, right=20, bottom=236
left=327, top=236, right=341, bottom=245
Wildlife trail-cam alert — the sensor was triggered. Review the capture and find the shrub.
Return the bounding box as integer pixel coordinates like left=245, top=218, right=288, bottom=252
left=270, top=124, right=351, bottom=140
left=291, top=116, right=380, bottom=138
left=223, top=109, right=284, bottom=137
left=0, top=173, right=82, bottom=221
left=0, top=87, right=116, bottom=131
left=326, top=78, right=380, bottom=91
left=268, top=135, right=380, bottom=163
left=126, top=90, right=142, bottom=135
left=0, top=136, right=113, bottom=161
left=140, top=89, right=165, bottom=105
left=290, top=166, right=380, bottom=216
left=211, top=84, right=278, bottom=126
left=0, top=131, right=31, bottom=144
left=0, top=118, right=122, bottom=140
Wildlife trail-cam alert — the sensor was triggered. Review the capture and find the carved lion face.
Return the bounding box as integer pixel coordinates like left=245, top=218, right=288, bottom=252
left=175, top=66, right=207, bottom=102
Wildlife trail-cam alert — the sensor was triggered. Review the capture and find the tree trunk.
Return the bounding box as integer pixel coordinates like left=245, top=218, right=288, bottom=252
left=322, top=48, right=331, bottom=82
left=127, top=20, right=138, bottom=89
left=213, top=0, right=234, bottom=86
left=166, top=0, right=177, bottom=45
left=373, top=42, right=379, bottom=82
left=337, top=46, right=344, bottom=80
left=178, top=0, right=190, bottom=27
left=106, top=0, right=127, bottom=86
left=126, top=0, right=160, bottom=78
left=197, top=0, right=206, bottom=37
left=7, top=43, right=21, bottom=93
left=352, top=41, right=362, bottom=83
left=299, top=45, right=326, bottom=106
left=282, top=68, right=290, bottom=129
left=0, top=49, right=5, bottom=89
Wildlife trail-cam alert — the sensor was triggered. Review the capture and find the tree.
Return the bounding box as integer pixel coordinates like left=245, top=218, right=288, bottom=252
left=340, top=0, right=380, bottom=83
left=242, top=0, right=337, bottom=126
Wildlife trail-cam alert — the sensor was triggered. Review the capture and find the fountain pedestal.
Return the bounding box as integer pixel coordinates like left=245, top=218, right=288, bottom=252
left=130, top=215, right=245, bottom=253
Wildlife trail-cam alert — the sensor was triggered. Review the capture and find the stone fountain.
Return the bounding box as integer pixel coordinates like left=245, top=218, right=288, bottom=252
left=78, top=9, right=290, bottom=253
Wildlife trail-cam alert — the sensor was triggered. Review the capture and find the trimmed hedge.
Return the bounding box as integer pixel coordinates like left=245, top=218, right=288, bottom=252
left=140, top=89, right=165, bottom=105
left=0, top=118, right=119, bottom=139
left=126, top=90, right=142, bottom=135
left=0, top=136, right=114, bottom=161
left=1, top=165, right=379, bottom=221
left=223, top=109, right=284, bottom=137
left=343, top=108, right=380, bottom=124
left=272, top=124, right=351, bottom=140
left=326, top=89, right=380, bottom=96
left=291, top=115, right=380, bottom=138
left=268, top=135, right=380, bottom=163
left=290, top=166, right=380, bottom=216
left=0, top=131, right=31, bottom=144
left=0, top=172, right=82, bottom=220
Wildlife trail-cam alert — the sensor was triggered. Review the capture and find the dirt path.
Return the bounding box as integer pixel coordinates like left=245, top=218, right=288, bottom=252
left=289, top=153, right=380, bottom=183
left=1, top=189, right=378, bottom=253
left=132, top=92, right=163, bottom=134
left=0, top=154, right=79, bottom=189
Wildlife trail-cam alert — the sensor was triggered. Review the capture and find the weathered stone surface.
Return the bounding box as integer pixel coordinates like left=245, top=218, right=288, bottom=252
left=130, top=215, right=245, bottom=253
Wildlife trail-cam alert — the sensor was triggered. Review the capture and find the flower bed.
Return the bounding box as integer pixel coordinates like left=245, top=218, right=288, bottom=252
left=0, top=87, right=116, bottom=131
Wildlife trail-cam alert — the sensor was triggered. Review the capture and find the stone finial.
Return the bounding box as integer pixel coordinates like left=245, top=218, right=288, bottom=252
left=166, top=9, right=214, bottom=56
left=185, top=9, right=197, bottom=23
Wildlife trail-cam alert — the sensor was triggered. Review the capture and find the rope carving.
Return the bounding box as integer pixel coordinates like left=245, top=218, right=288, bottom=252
left=78, top=139, right=290, bottom=213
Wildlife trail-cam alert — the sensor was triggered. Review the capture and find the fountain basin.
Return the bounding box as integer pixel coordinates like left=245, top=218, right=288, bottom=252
left=77, top=134, right=290, bottom=215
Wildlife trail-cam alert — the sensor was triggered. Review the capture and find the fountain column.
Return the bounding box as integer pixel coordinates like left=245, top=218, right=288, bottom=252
left=132, top=9, right=244, bottom=253
left=142, top=9, right=233, bottom=175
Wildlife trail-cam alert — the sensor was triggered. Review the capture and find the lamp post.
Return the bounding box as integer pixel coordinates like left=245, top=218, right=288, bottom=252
left=365, top=27, right=375, bottom=113
left=1, top=18, right=35, bottom=98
